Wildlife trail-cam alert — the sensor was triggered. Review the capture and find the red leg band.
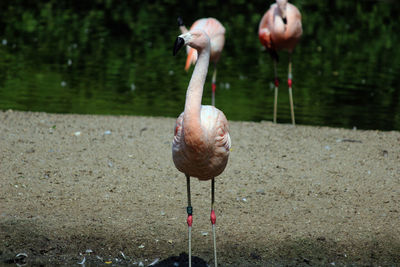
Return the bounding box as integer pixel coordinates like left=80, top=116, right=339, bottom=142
left=288, top=79, right=292, bottom=88
left=210, top=210, right=216, bottom=225
left=187, top=215, right=193, bottom=227
left=212, top=83, right=216, bottom=93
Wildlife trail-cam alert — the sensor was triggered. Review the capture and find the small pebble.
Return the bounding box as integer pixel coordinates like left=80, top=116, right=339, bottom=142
left=256, top=189, right=265, bottom=195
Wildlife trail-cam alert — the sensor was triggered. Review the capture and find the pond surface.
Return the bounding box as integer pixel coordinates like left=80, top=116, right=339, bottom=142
left=0, top=0, right=399, bottom=130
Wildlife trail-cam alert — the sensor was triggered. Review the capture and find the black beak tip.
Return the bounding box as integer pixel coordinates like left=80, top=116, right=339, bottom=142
left=177, top=16, right=184, bottom=27
left=173, top=37, right=185, bottom=56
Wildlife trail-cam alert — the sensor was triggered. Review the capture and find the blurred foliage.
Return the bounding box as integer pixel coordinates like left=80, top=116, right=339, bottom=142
left=0, top=0, right=399, bottom=130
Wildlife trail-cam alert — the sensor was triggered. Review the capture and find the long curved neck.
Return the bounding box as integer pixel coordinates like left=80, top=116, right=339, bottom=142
left=183, top=44, right=210, bottom=140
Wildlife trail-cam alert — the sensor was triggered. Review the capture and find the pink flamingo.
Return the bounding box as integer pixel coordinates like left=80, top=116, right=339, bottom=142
left=178, top=17, right=225, bottom=106
left=173, top=29, right=231, bottom=267
left=259, top=0, right=303, bottom=125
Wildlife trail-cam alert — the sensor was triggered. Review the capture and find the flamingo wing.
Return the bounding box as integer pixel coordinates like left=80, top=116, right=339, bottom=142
left=284, top=3, right=303, bottom=50
left=258, top=5, right=274, bottom=48
left=258, top=6, right=280, bottom=61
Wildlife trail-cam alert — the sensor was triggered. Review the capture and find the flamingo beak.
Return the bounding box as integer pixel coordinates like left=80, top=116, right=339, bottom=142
left=177, top=16, right=184, bottom=27
left=173, top=37, right=185, bottom=56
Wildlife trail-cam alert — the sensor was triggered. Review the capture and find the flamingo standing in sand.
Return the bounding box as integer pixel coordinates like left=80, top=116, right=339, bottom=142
left=178, top=17, right=225, bottom=107
left=172, top=29, right=231, bottom=267
left=259, top=0, right=302, bottom=125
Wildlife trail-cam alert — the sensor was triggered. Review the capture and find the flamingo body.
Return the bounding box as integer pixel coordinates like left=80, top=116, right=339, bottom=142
left=180, top=18, right=226, bottom=71
left=258, top=1, right=302, bottom=54
left=173, top=105, right=230, bottom=180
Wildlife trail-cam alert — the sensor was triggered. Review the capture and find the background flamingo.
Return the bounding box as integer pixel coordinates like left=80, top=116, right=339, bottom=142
left=258, top=0, right=302, bottom=125
left=178, top=17, right=225, bottom=106
left=173, top=29, right=231, bottom=267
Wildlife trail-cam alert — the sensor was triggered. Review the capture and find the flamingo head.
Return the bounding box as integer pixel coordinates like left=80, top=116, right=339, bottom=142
left=173, top=30, right=210, bottom=56
left=276, top=0, right=288, bottom=23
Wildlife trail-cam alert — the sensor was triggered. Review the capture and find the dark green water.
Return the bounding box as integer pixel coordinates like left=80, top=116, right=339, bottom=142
left=0, top=0, right=399, bottom=130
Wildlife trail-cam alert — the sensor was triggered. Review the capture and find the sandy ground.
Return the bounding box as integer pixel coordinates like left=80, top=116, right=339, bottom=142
left=0, top=110, right=399, bottom=266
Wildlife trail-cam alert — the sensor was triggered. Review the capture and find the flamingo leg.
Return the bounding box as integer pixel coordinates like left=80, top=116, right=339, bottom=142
left=186, top=174, right=193, bottom=267
left=288, top=54, right=295, bottom=125
left=210, top=178, right=218, bottom=267
left=273, top=60, right=279, bottom=123
left=211, top=63, right=217, bottom=107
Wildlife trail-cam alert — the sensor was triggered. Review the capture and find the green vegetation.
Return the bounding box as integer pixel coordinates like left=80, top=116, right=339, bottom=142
left=0, top=0, right=399, bottom=130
